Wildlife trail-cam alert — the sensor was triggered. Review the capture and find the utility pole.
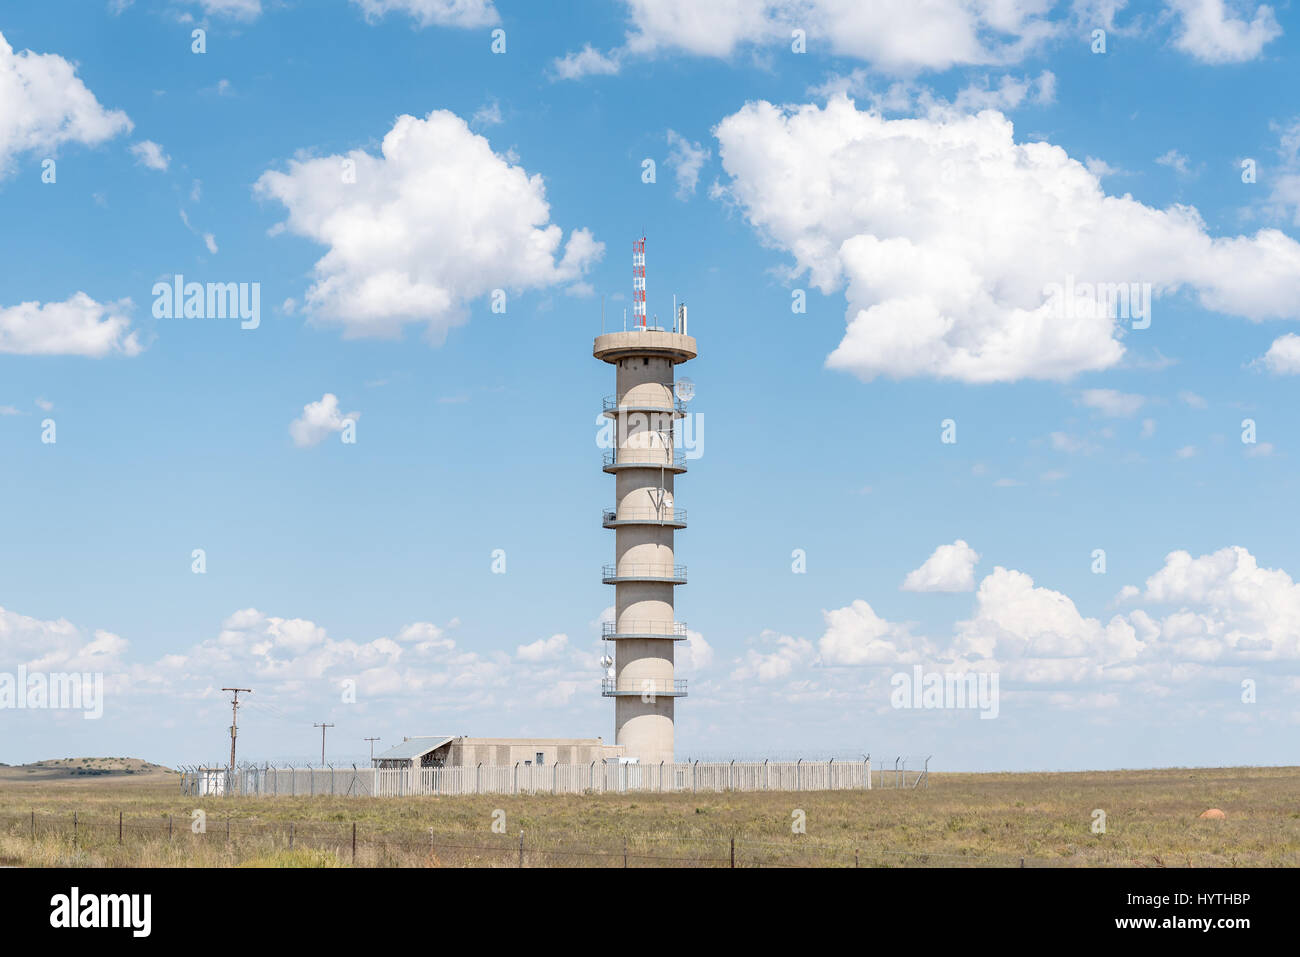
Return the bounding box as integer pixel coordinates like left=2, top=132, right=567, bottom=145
left=364, top=737, right=380, bottom=763
left=222, top=688, right=251, bottom=770
left=314, top=722, right=335, bottom=766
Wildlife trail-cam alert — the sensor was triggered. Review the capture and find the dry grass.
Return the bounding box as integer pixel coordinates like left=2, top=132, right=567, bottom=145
left=0, top=764, right=1297, bottom=867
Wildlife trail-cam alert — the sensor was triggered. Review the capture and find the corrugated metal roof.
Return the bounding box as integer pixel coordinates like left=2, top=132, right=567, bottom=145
left=373, top=736, right=454, bottom=760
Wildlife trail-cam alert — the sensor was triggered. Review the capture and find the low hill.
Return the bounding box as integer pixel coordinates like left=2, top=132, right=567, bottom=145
left=0, top=757, right=174, bottom=781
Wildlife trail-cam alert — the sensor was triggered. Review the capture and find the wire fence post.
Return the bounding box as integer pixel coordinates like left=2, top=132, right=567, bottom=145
left=226, top=817, right=230, bottom=842
left=289, top=823, right=294, bottom=850
left=730, top=836, right=735, bottom=868
left=31, top=809, right=35, bottom=840
left=73, top=811, right=77, bottom=850
left=352, top=822, right=357, bottom=864
left=623, top=837, right=628, bottom=868
left=118, top=811, right=122, bottom=845
left=168, top=815, right=173, bottom=841
left=518, top=829, right=524, bottom=867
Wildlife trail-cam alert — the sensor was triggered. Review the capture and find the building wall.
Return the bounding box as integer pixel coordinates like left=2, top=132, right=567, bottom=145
left=447, top=737, right=623, bottom=767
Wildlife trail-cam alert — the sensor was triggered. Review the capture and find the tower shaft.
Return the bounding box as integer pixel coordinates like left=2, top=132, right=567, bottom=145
left=595, top=328, right=696, bottom=765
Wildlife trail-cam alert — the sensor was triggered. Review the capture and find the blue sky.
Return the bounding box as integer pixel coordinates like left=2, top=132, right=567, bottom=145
left=2, top=0, right=1299, bottom=770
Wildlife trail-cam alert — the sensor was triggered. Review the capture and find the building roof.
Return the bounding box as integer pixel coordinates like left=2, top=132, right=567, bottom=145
left=373, top=736, right=454, bottom=761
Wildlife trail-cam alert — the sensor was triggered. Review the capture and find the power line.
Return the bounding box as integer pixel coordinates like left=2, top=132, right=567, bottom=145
left=243, top=698, right=293, bottom=719
left=364, top=737, right=380, bottom=763
left=241, top=700, right=302, bottom=729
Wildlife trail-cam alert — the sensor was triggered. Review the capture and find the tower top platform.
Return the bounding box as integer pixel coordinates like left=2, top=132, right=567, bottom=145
left=593, top=330, right=697, bottom=364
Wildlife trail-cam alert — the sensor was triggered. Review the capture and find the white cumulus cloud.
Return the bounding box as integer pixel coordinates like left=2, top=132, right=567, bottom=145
left=129, top=139, right=170, bottom=171
left=818, top=600, right=924, bottom=665
left=1167, top=0, right=1282, bottom=64
left=1079, top=388, right=1146, bottom=417
left=515, top=633, right=569, bottom=662
left=1258, top=332, right=1300, bottom=374
left=551, top=44, right=622, bottom=80
left=1265, top=118, right=1300, bottom=225
left=953, top=69, right=1056, bottom=111
left=255, top=110, right=602, bottom=341
left=349, top=0, right=499, bottom=27
left=902, top=540, right=981, bottom=592
left=197, top=0, right=262, bottom=19
left=731, top=632, right=814, bottom=682
left=556, top=0, right=1060, bottom=79
left=679, top=628, right=714, bottom=671
left=952, top=566, right=1143, bottom=671
left=0, top=30, right=132, bottom=177
left=0, top=605, right=129, bottom=673
left=714, top=96, right=1300, bottom=384
left=0, top=293, right=141, bottom=357
left=1141, top=546, right=1300, bottom=660
left=289, top=393, right=360, bottom=447
left=665, top=129, right=710, bottom=200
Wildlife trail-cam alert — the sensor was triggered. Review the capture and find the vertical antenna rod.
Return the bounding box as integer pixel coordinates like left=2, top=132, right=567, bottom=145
left=632, top=237, right=646, bottom=329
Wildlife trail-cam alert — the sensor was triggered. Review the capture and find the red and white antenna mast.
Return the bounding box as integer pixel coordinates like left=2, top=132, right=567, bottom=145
left=632, top=236, right=646, bottom=329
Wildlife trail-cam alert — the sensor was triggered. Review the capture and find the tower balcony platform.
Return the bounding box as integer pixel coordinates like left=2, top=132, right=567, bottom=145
left=601, top=563, right=687, bottom=585
left=601, top=677, right=688, bottom=697
left=593, top=330, right=697, bottom=364
left=601, top=393, right=687, bottom=417
left=602, top=620, right=689, bottom=641
left=602, top=507, right=687, bottom=528
left=602, top=448, right=688, bottom=473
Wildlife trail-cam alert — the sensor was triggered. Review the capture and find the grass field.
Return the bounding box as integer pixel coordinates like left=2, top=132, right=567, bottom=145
left=0, top=760, right=1297, bottom=867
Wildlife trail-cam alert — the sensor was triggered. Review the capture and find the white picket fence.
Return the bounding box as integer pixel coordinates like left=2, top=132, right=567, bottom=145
left=180, top=759, right=882, bottom=797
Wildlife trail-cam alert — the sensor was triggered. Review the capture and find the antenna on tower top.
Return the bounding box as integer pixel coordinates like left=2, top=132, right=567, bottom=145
left=632, top=237, right=647, bottom=330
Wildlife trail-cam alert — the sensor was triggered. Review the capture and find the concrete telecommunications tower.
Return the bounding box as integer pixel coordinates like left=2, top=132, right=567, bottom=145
left=594, top=236, right=695, bottom=765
